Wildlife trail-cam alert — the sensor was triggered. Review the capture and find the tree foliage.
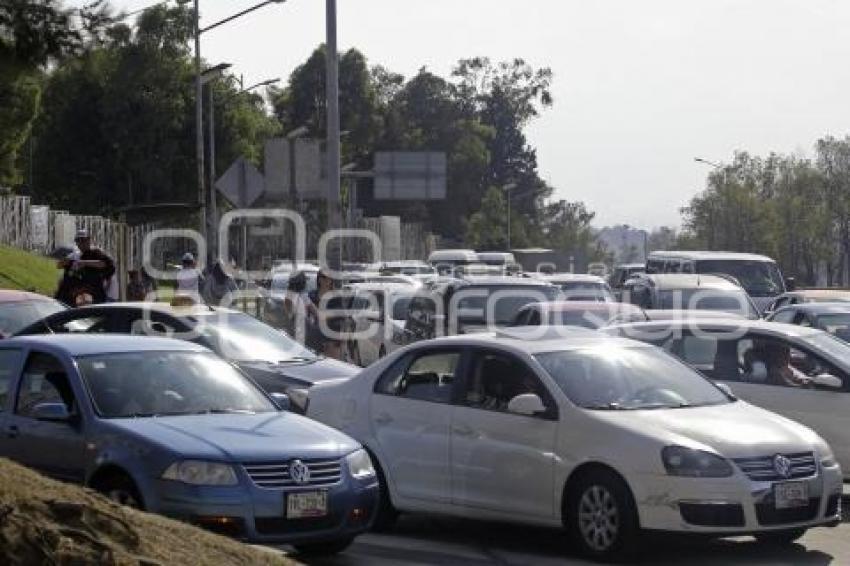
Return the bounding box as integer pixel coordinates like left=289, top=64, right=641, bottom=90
left=680, top=142, right=850, bottom=285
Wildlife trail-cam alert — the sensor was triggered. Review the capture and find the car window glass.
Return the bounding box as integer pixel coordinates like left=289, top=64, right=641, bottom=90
left=528, top=310, right=542, bottom=326
left=737, top=337, right=834, bottom=388
left=16, top=353, right=76, bottom=417
left=0, top=350, right=23, bottom=411
left=463, top=351, right=547, bottom=414
left=795, top=313, right=811, bottom=327
left=375, top=350, right=459, bottom=403
left=771, top=310, right=795, bottom=324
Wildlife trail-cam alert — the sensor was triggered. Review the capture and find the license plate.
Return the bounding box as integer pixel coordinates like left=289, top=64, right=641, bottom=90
left=286, top=491, right=328, bottom=519
left=774, top=481, right=808, bottom=509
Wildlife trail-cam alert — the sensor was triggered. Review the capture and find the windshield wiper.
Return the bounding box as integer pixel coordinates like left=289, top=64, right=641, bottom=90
left=583, top=402, right=630, bottom=410
left=195, top=408, right=257, bottom=415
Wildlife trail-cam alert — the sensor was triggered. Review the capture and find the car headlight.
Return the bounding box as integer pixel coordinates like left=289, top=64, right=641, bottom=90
left=661, top=446, right=733, bottom=478
left=346, top=449, right=376, bottom=480
left=162, top=460, right=238, bottom=486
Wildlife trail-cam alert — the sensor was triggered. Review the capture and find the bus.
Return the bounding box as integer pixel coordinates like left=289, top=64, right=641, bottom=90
left=646, top=251, right=787, bottom=313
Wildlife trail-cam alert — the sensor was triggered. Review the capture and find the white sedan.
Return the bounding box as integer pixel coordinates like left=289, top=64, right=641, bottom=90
left=307, top=328, right=843, bottom=561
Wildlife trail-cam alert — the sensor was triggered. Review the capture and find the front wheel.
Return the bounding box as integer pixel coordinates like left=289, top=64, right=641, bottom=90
left=94, top=474, right=144, bottom=510
left=754, top=528, right=807, bottom=546
left=566, top=469, right=639, bottom=562
left=293, top=538, right=353, bottom=556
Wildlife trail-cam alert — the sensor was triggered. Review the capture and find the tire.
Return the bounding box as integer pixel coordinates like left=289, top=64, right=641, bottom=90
left=370, top=453, right=399, bottom=532
left=565, top=469, right=639, bottom=562
left=94, top=473, right=144, bottom=510
left=754, top=528, right=807, bottom=546
left=293, top=538, right=353, bottom=556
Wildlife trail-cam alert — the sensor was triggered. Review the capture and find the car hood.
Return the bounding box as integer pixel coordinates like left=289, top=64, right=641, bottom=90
left=237, top=357, right=359, bottom=387
left=591, top=401, right=820, bottom=459
left=104, top=412, right=359, bottom=462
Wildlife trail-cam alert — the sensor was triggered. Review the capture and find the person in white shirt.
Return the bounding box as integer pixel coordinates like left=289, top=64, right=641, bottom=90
left=175, top=253, right=203, bottom=300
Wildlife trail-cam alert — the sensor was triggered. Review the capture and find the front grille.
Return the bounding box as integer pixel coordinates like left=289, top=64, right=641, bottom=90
left=755, top=498, right=820, bottom=526
left=732, top=452, right=816, bottom=482
left=243, top=458, right=342, bottom=489
left=679, top=502, right=745, bottom=527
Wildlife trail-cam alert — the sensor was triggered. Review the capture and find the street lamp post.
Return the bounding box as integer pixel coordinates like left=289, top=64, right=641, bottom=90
left=502, top=183, right=517, bottom=251
left=193, top=0, right=286, bottom=261
left=326, top=0, right=342, bottom=270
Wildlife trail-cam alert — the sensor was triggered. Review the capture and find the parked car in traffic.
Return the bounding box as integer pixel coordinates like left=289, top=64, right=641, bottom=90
left=623, top=273, right=761, bottom=319
left=0, top=334, right=378, bottom=553
left=511, top=301, right=647, bottom=329
left=767, top=303, right=850, bottom=343
left=646, top=251, right=787, bottom=313
left=0, top=290, right=66, bottom=338
left=535, top=273, right=615, bottom=302
left=306, top=329, right=842, bottom=561
left=403, top=276, right=560, bottom=340
left=344, top=283, right=415, bottom=367
left=764, top=289, right=850, bottom=317
left=604, top=318, right=850, bottom=480
left=427, top=249, right=479, bottom=275
left=608, top=263, right=645, bottom=297
left=14, top=302, right=358, bottom=407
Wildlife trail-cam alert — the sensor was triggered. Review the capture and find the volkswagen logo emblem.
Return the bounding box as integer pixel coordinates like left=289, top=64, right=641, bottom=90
left=289, top=460, right=311, bottom=485
left=773, top=454, right=792, bottom=478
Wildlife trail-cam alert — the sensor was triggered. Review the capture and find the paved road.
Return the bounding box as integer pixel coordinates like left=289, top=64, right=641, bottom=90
left=271, top=513, right=850, bottom=565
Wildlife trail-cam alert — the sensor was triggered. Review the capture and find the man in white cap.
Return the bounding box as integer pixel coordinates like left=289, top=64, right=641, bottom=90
left=176, top=252, right=203, bottom=298
left=56, top=229, right=116, bottom=305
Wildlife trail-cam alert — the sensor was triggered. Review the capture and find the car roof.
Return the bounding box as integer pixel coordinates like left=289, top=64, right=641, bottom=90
left=606, top=318, right=823, bottom=338
left=616, top=263, right=645, bottom=270
left=2, top=334, right=206, bottom=356
left=415, top=326, right=651, bottom=354
left=58, top=302, right=240, bottom=317
left=786, top=289, right=850, bottom=299
left=644, top=309, right=746, bottom=320
left=648, top=250, right=776, bottom=262
left=636, top=273, right=742, bottom=290
left=0, top=290, right=57, bottom=303
left=538, top=273, right=605, bottom=283
left=778, top=303, right=850, bottom=315
left=458, top=275, right=553, bottom=287
left=346, top=282, right=416, bottom=293
left=525, top=301, right=642, bottom=313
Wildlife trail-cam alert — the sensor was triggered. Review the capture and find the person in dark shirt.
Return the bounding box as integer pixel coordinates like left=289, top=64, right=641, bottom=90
left=56, top=230, right=116, bottom=305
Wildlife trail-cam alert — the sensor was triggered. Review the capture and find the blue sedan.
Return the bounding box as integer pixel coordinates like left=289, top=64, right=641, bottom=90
left=0, top=334, right=378, bottom=554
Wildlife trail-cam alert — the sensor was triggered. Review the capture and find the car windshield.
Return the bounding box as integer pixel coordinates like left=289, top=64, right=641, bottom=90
left=816, top=314, right=850, bottom=342
left=0, top=300, right=66, bottom=336
left=535, top=346, right=731, bottom=410
left=656, top=289, right=758, bottom=318
left=695, top=260, right=784, bottom=297
left=77, top=351, right=275, bottom=418
left=196, top=313, right=317, bottom=363
left=456, top=285, right=561, bottom=324
left=804, top=331, right=850, bottom=359
left=553, top=308, right=639, bottom=328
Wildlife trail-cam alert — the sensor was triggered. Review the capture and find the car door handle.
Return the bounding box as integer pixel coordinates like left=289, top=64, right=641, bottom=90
left=6, top=425, right=19, bottom=439
left=374, top=413, right=393, bottom=426
left=452, top=425, right=475, bottom=437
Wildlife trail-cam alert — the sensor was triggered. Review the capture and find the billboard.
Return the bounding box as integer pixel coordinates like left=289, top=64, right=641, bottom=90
left=374, top=152, right=446, bottom=200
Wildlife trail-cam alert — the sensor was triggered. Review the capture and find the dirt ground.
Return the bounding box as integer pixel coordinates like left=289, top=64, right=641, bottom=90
left=0, top=458, right=296, bottom=565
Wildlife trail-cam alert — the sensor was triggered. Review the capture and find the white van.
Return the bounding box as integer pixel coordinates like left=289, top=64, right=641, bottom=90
left=646, top=251, right=787, bottom=313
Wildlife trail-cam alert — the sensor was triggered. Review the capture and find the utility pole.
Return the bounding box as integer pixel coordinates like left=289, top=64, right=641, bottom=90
left=325, top=0, right=342, bottom=270
left=193, top=0, right=206, bottom=252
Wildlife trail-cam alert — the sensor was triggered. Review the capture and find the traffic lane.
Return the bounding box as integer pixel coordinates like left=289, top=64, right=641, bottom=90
left=281, top=514, right=849, bottom=565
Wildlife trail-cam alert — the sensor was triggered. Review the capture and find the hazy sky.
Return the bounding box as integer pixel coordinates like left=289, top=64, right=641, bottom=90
left=74, top=0, right=850, bottom=229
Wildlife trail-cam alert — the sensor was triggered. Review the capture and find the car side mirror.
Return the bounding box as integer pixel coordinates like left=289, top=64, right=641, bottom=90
left=31, top=402, right=71, bottom=422
left=785, top=277, right=796, bottom=292
left=269, top=392, right=291, bottom=412
left=812, top=373, right=843, bottom=389
left=507, top=393, right=546, bottom=416
left=715, top=382, right=737, bottom=399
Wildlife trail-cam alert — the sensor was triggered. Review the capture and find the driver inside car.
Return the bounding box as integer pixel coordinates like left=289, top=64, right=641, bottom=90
left=744, top=341, right=809, bottom=388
